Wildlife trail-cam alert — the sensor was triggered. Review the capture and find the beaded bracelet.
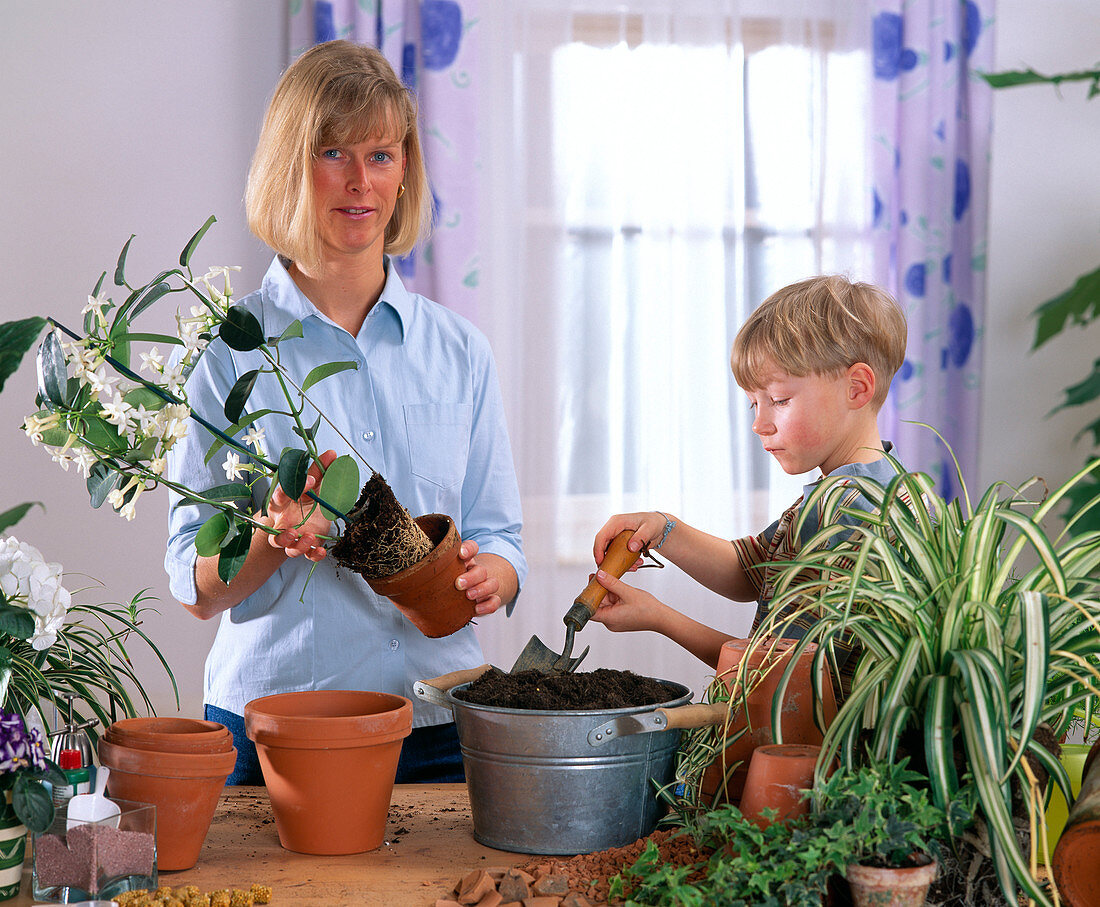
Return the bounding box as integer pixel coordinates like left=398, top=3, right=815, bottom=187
left=655, top=511, right=677, bottom=549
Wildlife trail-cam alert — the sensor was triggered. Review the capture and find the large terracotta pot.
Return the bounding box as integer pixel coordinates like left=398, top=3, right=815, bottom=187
left=737, top=743, right=821, bottom=827
left=1053, top=738, right=1100, bottom=906
left=845, top=859, right=937, bottom=907
left=98, top=737, right=236, bottom=871
left=244, top=690, right=413, bottom=855
left=366, top=514, right=473, bottom=638
left=702, top=638, right=837, bottom=804
left=104, top=717, right=232, bottom=754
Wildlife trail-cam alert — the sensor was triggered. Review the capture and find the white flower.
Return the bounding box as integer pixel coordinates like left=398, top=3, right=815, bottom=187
left=163, top=363, right=187, bottom=393
left=100, top=395, right=134, bottom=430
left=50, top=451, right=72, bottom=472
left=81, top=291, right=110, bottom=324
left=106, top=488, right=126, bottom=509
left=242, top=426, right=266, bottom=452
left=0, top=536, right=72, bottom=651
left=223, top=451, right=246, bottom=481
left=71, top=446, right=97, bottom=478
left=139, top=347, right=165, bottom=375
left=86, top=365, right=120, bottom=400
left=132, top=404, right=158, bottom=435
left=22, top=412, right=60, bottom=446
left=149, top=456, right=166, bottom=476
left=199, top=265, right=241, bottom=302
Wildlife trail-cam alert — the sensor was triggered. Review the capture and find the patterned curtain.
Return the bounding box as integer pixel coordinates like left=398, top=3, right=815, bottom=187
left=288, top=0, right=482, bottom=324
left=871, top=0, right=994, bottom=493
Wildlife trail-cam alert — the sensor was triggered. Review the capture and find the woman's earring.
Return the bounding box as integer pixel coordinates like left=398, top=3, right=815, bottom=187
left=396, top=183, right=406, bottom=199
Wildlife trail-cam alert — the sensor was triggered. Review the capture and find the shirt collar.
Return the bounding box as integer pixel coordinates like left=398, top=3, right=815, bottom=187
left=259, top=255, right=413, bottom=343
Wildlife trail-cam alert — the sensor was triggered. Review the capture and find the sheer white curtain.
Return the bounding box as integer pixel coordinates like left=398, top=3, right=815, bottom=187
left=478, top=0, right=873, bottom=693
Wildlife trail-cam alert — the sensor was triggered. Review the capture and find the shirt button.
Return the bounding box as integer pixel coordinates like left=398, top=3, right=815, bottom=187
left=362, top=430, right=375, bottom=442
left=390, top=639, right=400, bottom=652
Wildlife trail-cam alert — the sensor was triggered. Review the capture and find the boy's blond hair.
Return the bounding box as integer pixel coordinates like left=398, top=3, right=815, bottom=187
left=245, top=40, right=431, bottom=274
left=731, top=275, right=907, bottom=409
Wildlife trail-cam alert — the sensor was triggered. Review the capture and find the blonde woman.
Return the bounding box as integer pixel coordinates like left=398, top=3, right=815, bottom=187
left=165, top=41, right=525, bottom=784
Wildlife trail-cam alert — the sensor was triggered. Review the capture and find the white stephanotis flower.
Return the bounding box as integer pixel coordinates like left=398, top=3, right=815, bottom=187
left=149, top=456, right=167, bottom=476
left=242, top=426, right=266, bottom=452
left=199, top=265, right=241, bottom=303
left=223, top=451, right=246, bottom=481
left=81, top=291, right=110, bottom=324
left=100, top=395, right=134, bottom=430
left=139, top=346, right=165, bottom=375
left=22, top=412, right=60, bottom=446
left=86, top=364, right=120, bottom=401
left=106, top=488, right=127, bottom=510
left=71, top=446, right=97, bottom=478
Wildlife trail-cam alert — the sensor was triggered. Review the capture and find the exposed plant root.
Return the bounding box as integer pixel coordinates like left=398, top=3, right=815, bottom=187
left=330, top=472, right=433, bottom=578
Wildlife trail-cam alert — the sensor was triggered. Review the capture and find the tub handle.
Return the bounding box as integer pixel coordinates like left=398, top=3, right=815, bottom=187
left=413, top=663, right=493, bottom=711
left=587, top=701, right=729, bottom=747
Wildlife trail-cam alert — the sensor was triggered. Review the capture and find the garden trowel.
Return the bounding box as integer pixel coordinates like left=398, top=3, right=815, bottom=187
left=510, top=529, right=646, bottom=673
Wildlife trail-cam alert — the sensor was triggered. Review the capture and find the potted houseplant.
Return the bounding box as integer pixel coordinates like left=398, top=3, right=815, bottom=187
left=749, top=443, right=1100, bottom=906
left=811, top=756, right=951, bottom=907
left=19, top=220, right=472, bottom=635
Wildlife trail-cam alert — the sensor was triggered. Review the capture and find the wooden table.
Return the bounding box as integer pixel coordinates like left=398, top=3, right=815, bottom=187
left=13, top=785, right=526, bottom=906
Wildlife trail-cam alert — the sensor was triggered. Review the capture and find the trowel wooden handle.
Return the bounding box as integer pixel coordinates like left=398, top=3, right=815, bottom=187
left=572, top=530, right=640, bottom=621
left=420, top=663, right=491, bottom=692
left=656, top=701, right=730, bottom=730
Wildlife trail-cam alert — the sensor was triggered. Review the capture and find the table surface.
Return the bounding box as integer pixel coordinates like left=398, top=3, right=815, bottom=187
left=14, top=784, right=525, bottom=907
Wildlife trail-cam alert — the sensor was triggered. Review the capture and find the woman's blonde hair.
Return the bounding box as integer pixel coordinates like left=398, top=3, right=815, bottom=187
left=731, top=275, right=908, bottom=409
left=245, top=40, right=430, bottom=272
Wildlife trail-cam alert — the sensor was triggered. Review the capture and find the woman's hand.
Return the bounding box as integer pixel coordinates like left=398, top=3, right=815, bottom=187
left=593, top=511, right=674, bottom=568
left=587, top=570, right=668, bottom=634
left=262, top=449, right=338, bottom=563
left=455, top=539, right=507, bottom=616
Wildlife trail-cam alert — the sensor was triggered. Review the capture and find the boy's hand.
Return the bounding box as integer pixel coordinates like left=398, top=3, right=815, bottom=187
left=455, top=539, right=503, bottom=617
left=263, top=449, right=338, bottom=563
left=593, top=512, right=673, bottom=567
left=587, top=570, right=667, bottom=634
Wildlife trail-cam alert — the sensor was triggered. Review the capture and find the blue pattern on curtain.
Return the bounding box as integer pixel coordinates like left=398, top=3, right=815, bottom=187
left=288, top=0, right=482, bottom=325
left=871, top=0, right=993, bottom=492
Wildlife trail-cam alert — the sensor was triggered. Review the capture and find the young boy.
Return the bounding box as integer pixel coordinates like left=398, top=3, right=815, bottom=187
left=590, top=275, right=908, bottom=694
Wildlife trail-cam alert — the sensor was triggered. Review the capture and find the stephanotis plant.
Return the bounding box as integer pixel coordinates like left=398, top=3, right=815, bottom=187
left=22, top=218, right=433, bottom=587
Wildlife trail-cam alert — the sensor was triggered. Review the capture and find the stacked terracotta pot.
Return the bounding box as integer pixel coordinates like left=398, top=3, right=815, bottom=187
left=97, top=717, right=236, bottom=871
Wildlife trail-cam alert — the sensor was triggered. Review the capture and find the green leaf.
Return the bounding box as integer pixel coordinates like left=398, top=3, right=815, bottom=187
left=108, top=315, right=131, bottom=370
left=35, top=330, right=69, bottom=408
left=302, top=360, right=358, bottom=392
left=292, top=413, right=321, bottom=444
left=217, top=520, right=253, bottom=585
left=0, top=316, right=47, bottom=393
left=87, top=462, right=121, bottom=509
left=0, top=501, right=42, bottom=533
left=123, top=386, right=168, bottom=411
left=194, top=482, right=251, bottom=503
left=180, top=215, right=217, bottom=268
left=13, top=773, right=54, bottom=833
left=316, top=454, right=359, bottom=519
left=276, top=320, right=304, bottom=344
left=1032, top=264, right=1100, bottom=349
left=1051, top=358, right=1100, bottom=413
left=129, top=280, right=174, bottom=321
left=78, top=415, right=128, bottom=454
left=219, top=306, right=264, bottom=352
left=195, top=512, right=231, bottom=557
left=114, top=234, right=136, bottom=286
left=0, top=604, right=35, bottom=639
left=278, top=448, right=310, bottom=500
left=224, top=369, right=261, bottom=424
left=114, top=331, right=182, bottom=346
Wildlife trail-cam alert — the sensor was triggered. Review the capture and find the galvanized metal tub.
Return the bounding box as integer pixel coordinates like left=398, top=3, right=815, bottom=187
left=415, top=674, right=692, bottom=855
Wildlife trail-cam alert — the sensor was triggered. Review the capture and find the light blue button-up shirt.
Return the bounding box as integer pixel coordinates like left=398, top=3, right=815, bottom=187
left=164, top=257, right=526, bottom=727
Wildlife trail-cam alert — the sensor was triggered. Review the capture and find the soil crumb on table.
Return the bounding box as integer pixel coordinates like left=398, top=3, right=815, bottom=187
left=454, top=667, right=680, bottom=710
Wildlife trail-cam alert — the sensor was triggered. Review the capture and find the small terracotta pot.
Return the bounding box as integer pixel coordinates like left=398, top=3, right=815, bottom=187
left=845, top=859, right=937, bottom=907
left=98, top=737, right=236, bottom=871
left=738, top=743, right=821, bottom=827
left=104, top=717, right=232, bottom=754
left=1053, top=738, right=1100, bottom=905
left=244, top=690, right=413, bottom=855
left=366, top=513, right=474, bottom=638
left=702, top=638, right=838, bottom=804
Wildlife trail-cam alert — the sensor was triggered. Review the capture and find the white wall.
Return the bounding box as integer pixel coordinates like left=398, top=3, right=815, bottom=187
left=0, top=2, right=285, bottom=720
left=982, top=0, right=1100, bottom=493
left=1, top=1, right=1097, bottom=723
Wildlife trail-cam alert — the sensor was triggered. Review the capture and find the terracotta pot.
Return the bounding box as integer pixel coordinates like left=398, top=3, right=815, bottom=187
left=104, top=717, right=232, bottom=754
left=98, top=737, right=236, bottom=871
left=1053, top=738, right=1100, bottom=906
left=845, top=859, right=937, bottom=907
left=244, top=690, right=413, bottom=855
left=738, top=743, right=821, bottom=827
left=701, top=638, right=837, bottom=804
left=366, top=514, right=474, bottom=638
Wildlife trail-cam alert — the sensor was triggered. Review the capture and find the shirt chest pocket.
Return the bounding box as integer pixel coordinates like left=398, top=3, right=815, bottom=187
left=404, top=403, right=473, bottom=489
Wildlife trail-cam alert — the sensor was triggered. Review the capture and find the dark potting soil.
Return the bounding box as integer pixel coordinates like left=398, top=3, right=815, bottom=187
left=454, top=667, right=680, bottom=711
left=330, top=472, right=433, bottom=578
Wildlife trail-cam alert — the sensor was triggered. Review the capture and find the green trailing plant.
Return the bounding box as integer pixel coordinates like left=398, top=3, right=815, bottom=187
left=981, top=64, right=1100, bottom=533
left=749, top=443, right=1100, bottom=906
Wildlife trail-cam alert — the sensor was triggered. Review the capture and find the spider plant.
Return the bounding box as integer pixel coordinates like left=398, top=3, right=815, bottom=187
left=749, top=448, right=1100, bottom=907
